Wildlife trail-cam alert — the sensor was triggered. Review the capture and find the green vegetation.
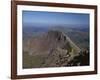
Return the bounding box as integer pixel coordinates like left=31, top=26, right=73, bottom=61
left=23, top=51, right=44, bottom=68
left=23, top=51, right=32, bottom=68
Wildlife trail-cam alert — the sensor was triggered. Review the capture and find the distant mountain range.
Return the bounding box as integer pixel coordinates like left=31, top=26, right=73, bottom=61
left=23, top=25, right=89, bottom=49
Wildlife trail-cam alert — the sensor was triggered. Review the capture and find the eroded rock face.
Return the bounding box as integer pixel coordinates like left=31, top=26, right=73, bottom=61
left=28, top=31, right=70, bottom=56
left=25, top=30, right=83, bottom=68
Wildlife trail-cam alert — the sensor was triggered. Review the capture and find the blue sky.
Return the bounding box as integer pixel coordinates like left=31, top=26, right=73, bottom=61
left=22, top=10, right=89, bottom=27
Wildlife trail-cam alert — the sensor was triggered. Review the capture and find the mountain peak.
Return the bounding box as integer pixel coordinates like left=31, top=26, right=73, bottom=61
left=24, top=30, right=83, bottom=68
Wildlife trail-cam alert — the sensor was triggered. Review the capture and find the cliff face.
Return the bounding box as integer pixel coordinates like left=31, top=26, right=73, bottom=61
left=23, top=30, right=89, bottom=68
left=28, top=31, right=80, bottom=55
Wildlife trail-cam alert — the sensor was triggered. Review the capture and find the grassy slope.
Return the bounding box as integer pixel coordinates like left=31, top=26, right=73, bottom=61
left=23, top=51, right=44, bottom=68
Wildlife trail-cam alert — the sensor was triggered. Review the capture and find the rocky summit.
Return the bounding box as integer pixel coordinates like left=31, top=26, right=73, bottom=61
left=23, top=30, right=89, bottom=68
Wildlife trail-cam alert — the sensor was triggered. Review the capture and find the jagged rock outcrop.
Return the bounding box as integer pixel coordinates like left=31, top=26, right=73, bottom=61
left=24, top=30, right=89, bottom=68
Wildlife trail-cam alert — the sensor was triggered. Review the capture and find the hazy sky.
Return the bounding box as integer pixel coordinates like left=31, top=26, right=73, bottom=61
left=22, top=10, right=89, bottom=26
